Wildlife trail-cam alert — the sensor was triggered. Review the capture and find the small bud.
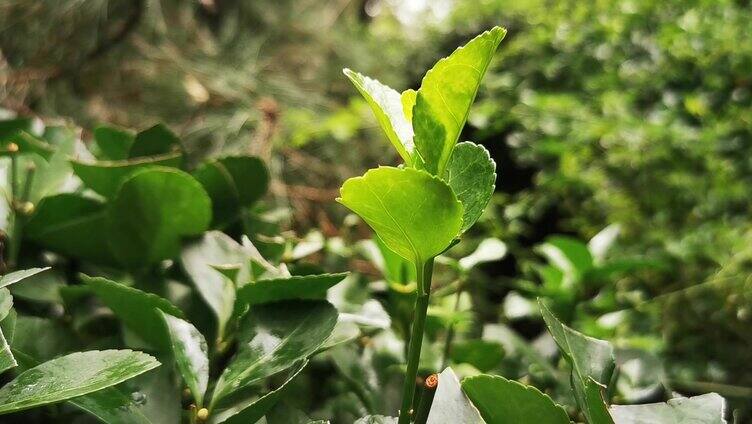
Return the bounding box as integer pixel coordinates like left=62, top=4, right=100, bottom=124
left=197, top=408, right=209, bottom=421
left=6, top=143, right=18, bottom=153
left=20, top=201, right=34, bottom=215
left=182, top=387, right=192, bottom=399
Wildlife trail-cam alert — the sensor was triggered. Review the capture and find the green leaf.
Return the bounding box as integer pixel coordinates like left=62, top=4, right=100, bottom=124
left=72, top=152, right=183, bottom=198
left=354, top=416, right=398, bottom=424
left=609, top=393, right=726, bottom=424
left=426, top=368, right=483, bottom=424
left=193, top=155, right=269, bottom=227
left=158, top=311, right=209, bottom=407
left=401, top=89, right=417, bottom=123
left=450, top=340, right=504, bottom=372
left=338, top=166, right=463, bottom=264
left=0, top=326, right=15, bottom=374
left=129, top=124, right=181, bottom=158
left=83, top=275, right=184, bottom=351
left=94, top=125, right=135, bottom=160
left=0, top=118, right=34, bottom=140
left=211, top=300, right=337, bottom=406
left=539, top=300, right=615, bottom=424
left=26, top=194, right=118, bottom=265
left=12, top=348, right=154, bottom=424
left=236, top=272, right=348, bottom=306
left=70, top=386, right=154, bottom=424
left=461, top=374, right=570, bottom=424
left=444, top=141, right=496, bottom=233
left=0, top=289, right=11, bottom=321
left=0, top=349, right=160, bottom=415
left=210, top=360, right=308, bottom=424
left=343, top=69, right=414, bottom=165
left=537, top=236, right=594, bottom=283
left=0, top=267, right=50, bottom=289
left=181, top=231, right=253, bottom=338
left=107, top=167, right=212, bottom=268
left=412, top=27, right=505, bottom=175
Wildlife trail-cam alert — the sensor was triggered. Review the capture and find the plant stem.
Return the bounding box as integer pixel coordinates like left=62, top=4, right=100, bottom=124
left=7, top=153, right=20, bottom=270
left=398, top=258, right=434, bottom=424
left=413, top=373, right=438, bottom=424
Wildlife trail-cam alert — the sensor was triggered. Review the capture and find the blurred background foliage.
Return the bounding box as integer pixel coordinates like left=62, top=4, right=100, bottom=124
left=1, top=0, right=751, bottom=420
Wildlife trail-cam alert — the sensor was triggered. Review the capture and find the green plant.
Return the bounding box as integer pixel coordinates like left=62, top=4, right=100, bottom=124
left=0, top=118, right=360, bottom=423
left=339, top=27, right=506, bottom=423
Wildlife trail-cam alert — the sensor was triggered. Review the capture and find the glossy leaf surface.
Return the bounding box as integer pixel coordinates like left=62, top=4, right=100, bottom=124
left=159, top=311, right=209, bottom=406
left=444, top=141, right=496, bottom=233
left=236, top=272, right=348, bottom=306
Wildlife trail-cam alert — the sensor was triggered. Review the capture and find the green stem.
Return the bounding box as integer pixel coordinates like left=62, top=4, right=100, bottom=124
left=7, top=154, right=20, bottom=270
left=413, top=374, right=438, bottom=424
left=398, top=258, right=434, bottom=424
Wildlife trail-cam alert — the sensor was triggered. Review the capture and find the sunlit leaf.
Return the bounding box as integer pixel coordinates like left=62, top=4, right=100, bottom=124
left=444, top=141, right=496, bottom=232
left=343, top=69, right=414, bottom=165
left=412, top=27, right=505, bottom=175
left=338, top=166, right=463, bottom=265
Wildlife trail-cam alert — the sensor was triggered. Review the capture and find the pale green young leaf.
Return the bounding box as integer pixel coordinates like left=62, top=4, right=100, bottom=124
left=539, top=300, right=615, bottom=424
left=444, top=141, right=496, bottom=233
left=462, top=374, right=569, bottom=424
left=343, top=69, right=414, bottom=165
left=211, top=300, right=337, bottom=407
left=412, top=27, right=506, bottom=175
left=609, top=393, right=726, bottom=424
left=0, top=349, right=160, bottom=415
left=83, top=275, right=184, bottom=351
left=401, top=89, right=417, bottom=123
left=158, top=311, right=209, bottom=407
left=426, top=368, right=483, bottom=424
left=338, top=166, right=463, bottom=265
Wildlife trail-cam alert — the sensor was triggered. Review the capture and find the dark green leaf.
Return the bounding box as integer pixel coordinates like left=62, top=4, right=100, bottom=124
left=107, top=167, right=212, bottom=268
left=0, top=289, right=11, bottom=321
left=193, top=155, right=269, bottom=226
left=461, top=374, right=569, bottom=424
left=158, top=311, right=209, bottom=406
left=0, top=326, right=15, bottom=374
left=72, top=152, right=183, bottom=198
left=0, top=118, right=34, bottom=140
left=129, top=124, right=181, bottom=158
left=1, top=131, right=54, bottom=159
left=211, top=300, right=337, bottom=406
left=338, top=166, right=463, bottom=264
left=444, top=141, right=496, bottom=233
left=236, top=272, right=348, bottom=306
left=94, top=125, right=135, bottom=160
left=0, top=349, right=160, bottom=415
left=83, top=275, right=184, bottom=351
left=412, top=27, right=505, bottom=175
left=540, top=300, right=615, bottom=424
left=26, top=194, right=118, bottom=265
left=450, top=340, right=503, bottom=372
left=211, top=361, right=308, bottom=424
